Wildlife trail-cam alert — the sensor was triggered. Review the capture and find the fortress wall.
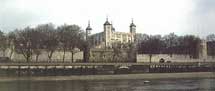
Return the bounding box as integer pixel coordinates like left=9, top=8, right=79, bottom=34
left=137, top=54, right=214, bottom=63
left=0, top=49, right=83, bottom=62
left=0, top=49, right=213, bottom=62
left=89, top=49, right=135, bottom=62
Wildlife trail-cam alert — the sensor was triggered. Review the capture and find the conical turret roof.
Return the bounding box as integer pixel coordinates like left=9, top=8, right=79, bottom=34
left=86, top=21, right=92, bottom=30
left=104, top=17, right=111, bottom=25
left=130, top=19, right=136, bottom=27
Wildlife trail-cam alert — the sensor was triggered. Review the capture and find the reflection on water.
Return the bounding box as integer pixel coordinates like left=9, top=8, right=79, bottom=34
left=0, top=78, right=214, bottom=91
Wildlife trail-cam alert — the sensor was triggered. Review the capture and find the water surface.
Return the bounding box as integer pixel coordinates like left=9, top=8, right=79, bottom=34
left=0, top=78, right=214, bottom=91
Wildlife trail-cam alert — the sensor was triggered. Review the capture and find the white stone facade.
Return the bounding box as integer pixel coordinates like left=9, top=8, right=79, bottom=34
left=86, top=18, right=136, bottom=48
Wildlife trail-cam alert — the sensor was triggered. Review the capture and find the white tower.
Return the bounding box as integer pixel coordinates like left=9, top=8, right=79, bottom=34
left=130, top=19, right=136, bottom=43
left=104, top=17, right=112, bottom=48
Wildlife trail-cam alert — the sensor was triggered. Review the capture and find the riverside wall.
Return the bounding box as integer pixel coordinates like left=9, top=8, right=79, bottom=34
left=137, top=54, right=214, bottom=63
left=0, top=49, right=83, bottom=62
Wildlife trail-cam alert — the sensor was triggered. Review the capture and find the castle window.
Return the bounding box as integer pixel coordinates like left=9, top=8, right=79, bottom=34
left=116, top=34, right=121, bottom=38
left=123, top=39, right=126, bottom=42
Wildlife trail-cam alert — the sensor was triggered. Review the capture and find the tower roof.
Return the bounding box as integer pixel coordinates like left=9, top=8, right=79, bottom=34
left=104, top=17, right=111, bottom=25
left=86, top=26, right=92, bottom=30
left=104, top=21, right=111, bottom=25
left=130, top=19, right=136, bottom=27
left=86, top=21, right=92, bottom=30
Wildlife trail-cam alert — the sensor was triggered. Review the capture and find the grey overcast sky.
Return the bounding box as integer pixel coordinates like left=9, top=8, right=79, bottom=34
left=0, top=0, right=215, bottom=37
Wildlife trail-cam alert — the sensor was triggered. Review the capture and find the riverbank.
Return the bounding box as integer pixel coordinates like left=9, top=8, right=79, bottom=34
left=0, top=72, right=214, bottom=81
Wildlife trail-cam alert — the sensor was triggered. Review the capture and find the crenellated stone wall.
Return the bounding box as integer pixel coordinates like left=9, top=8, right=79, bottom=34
left=137, top=54, right=214, bottom=63
left=89, top=48, right=136, bottom=62
left=0, top=49, right=83, bottom=62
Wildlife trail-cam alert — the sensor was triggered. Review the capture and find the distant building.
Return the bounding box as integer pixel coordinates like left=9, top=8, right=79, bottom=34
left=85, top=18, right=136, bottom=48
left=199, top=40, right=208, bottom=60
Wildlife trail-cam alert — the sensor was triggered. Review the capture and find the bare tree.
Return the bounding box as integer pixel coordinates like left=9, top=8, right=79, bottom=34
left=38, top=23, right=58, bottom=62
left=58, top=24, right=84, bottom=62
left=183, top=35, right=201, bottom=59
left=207, top=34, right=215, bottom=41
left=112, top=42, right=122, bottom=62
left=0, top=31, right=8, bottom=57
left=7, top=31, right=17, bottom=60
left=80, top=39, right=90, bottom=63
left=163, top=33, right=178, bottom=57
left=14, top=27, right=34, bottom=62
left=207, top=34, right=215, bottom=58
left=138, top=35, right=164, bottom=63
left=125, top=43, right=136, bottom=62
left=57, top=24, right=69, bottom=62
left=68, top=25, right=84, bottom=62
left=31, top=27, right=44, bottom=62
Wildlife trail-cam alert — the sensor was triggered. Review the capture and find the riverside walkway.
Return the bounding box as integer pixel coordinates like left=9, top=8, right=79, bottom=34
left=0, top=62, right=214, bottom=66
left=0, top=62, right=214, bottom=71
left=0, top=62, right=214, bottom=76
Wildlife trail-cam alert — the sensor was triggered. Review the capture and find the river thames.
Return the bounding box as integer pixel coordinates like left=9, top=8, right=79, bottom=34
left=0, top=78, right=214, bottom=91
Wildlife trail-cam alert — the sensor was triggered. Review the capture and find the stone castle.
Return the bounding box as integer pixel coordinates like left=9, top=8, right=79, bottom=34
left=84, top=18, right=212, bottom=62
left=85, top=18, right=136, bottom=48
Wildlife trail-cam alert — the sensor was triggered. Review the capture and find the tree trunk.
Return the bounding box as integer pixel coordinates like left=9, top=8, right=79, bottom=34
left=9, top=51, right=13, bottom=59
left=170, top=53, right=173, bottom=57
left=26, top=55, right=31, bottom=63
left=21, top=49, right=31, bottom=63
left=71, top=51, right=74, bottom=63
left=112, top=54, right=116, bottom=62
left=27, top=47, right=32, bottom=62
left=36, top=54, right=39, bottom=62
left=9, top=48, right=14, bottom=60
left=27, top=56, right=29, bottom=62
left=2, top=50, right=6, bottom=57
left=83, top=45, right=90, bottom=63
left=149, top=54, right=152, bottom=63
left=63, top=49, right=66, bottom=63
left=48, top=51, right=54, bottom=62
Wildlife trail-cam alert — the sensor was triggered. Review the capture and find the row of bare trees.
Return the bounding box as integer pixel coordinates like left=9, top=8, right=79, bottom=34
left=1, top=24, right=215, bottom=63
left=0, top=23, right=86, bottom=62
left=137, top=33, right=215, bottom=62
left=207, top=34, right=215, bottom=58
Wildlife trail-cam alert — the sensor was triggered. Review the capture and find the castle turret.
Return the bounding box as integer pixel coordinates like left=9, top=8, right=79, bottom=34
left=86, top=21, right=92, bottom=40
left=104, top=17, right=112, bottom=48
left=130, top=19, right=136, bottom=42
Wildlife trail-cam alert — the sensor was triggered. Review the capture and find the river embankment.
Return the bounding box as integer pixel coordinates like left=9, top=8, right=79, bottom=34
left=0, top=72, right=214, bottom=81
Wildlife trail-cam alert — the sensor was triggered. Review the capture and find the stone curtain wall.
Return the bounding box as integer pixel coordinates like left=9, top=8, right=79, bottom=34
left=137, top=54, right=214, bottom=63
left=89, top=49, right=134, bottom=62
left=0, top=49, right=83, bottom=62
left=1, top=49, right=213, bottom=63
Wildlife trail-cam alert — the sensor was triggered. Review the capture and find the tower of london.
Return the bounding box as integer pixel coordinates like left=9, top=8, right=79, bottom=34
left=86, top=18, right=136, bottom=48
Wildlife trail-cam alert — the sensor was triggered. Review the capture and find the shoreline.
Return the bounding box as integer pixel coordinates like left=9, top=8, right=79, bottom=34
left=0, top=72, right=214, bottom=81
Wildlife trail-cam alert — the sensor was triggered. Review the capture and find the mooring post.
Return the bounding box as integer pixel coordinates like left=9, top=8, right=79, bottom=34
left=92, top=66, right=95, bottom=75
left=148, top=65, right=151, bottom=73
left=54, top=65, right=57, bottom=76
left=18, top=66, right=20, bottom=77
left=27, top=66, right=30, bottom=76
left=80, top=66, right=83, bottom=75
left=63, top=65, right=65, bottom=75
left=45, top=65, right=47, bottom=76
